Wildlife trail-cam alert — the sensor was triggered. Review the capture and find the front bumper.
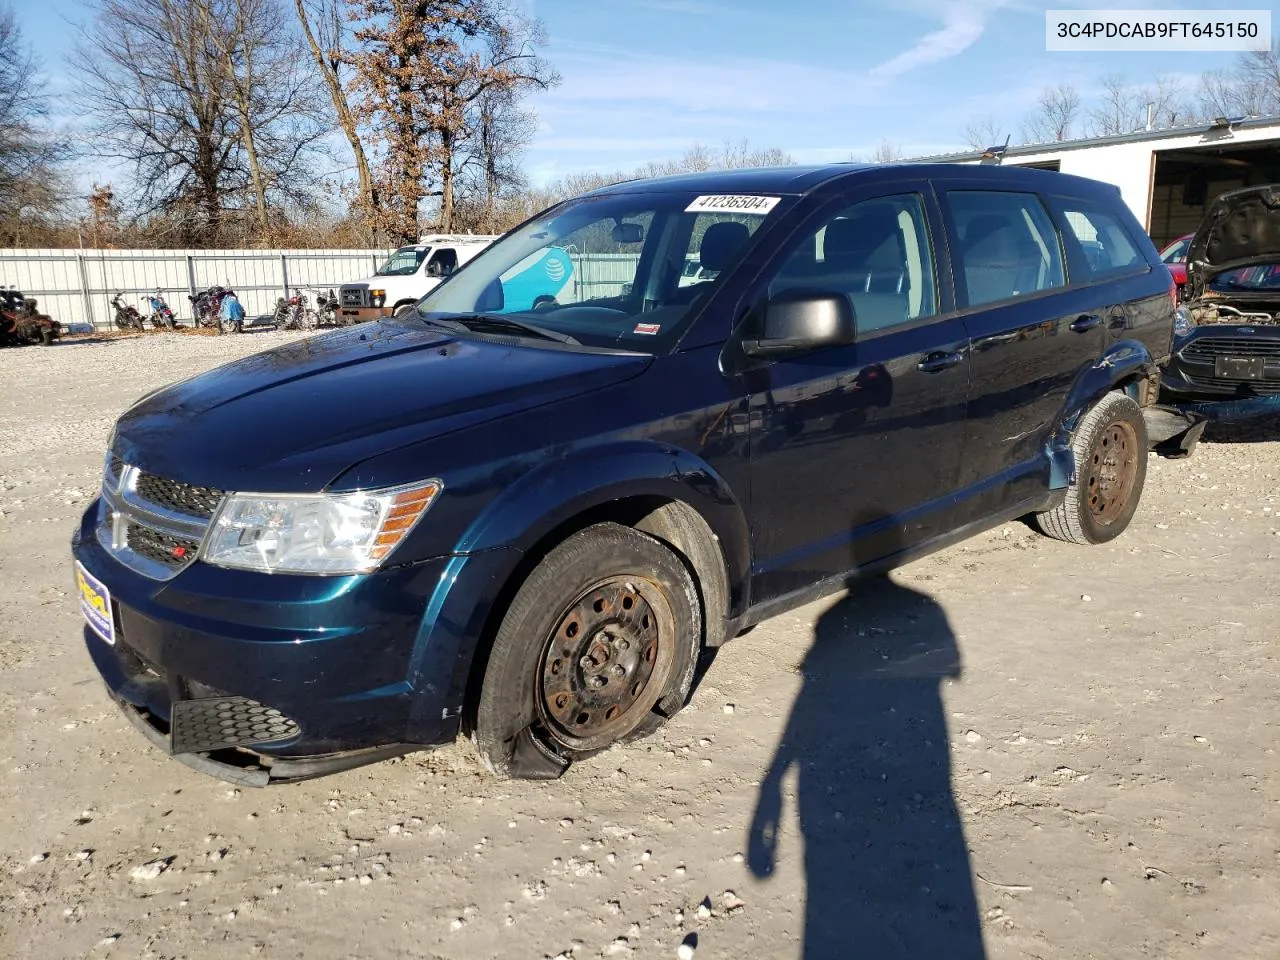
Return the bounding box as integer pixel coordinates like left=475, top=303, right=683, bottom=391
left=71, top=502, right=517, bottom=785
left=1161, top=325, right=1280, bottom=401
left=338, top=306, right=389, bottom=323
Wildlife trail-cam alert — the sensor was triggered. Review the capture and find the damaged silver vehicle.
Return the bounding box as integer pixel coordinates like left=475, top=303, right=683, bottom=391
left=1147, top=184, right=1280, bottom=454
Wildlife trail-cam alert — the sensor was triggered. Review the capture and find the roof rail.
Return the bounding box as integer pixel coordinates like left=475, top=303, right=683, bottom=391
left=416, top=233, right=501, bottom=244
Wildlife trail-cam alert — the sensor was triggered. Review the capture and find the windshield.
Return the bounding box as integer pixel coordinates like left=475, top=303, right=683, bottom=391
left=1161, top=236, right=1190, bottom=263
left=376, top=247, right=430, bottom=277
left=409, top=190, right=791, bottom=351
left=1209, top=262, right=1280, bottom=292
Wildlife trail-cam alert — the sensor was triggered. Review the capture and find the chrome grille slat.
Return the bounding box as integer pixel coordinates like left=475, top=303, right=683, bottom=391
left=98, top=461, right=224, bottom=581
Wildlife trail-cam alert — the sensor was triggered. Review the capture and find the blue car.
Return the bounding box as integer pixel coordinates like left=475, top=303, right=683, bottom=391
left=71, top=163, right=1176, bottom=785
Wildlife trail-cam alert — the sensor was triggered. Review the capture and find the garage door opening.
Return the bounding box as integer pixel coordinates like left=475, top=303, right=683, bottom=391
left=1149, top=140, right=1280, bottom=248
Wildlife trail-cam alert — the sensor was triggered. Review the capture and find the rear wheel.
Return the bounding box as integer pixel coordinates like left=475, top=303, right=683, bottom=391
left=1033, top=391, right=1147, bottom=545
left=473, top=522, right=702, bottom=779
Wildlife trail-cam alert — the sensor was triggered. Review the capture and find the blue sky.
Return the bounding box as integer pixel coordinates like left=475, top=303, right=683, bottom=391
left=7, top=0, right=1261, bottom=193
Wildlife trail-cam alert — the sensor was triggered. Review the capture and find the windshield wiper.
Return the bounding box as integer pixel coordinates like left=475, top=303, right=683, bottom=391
left=436, top=313, right=581, bottom=345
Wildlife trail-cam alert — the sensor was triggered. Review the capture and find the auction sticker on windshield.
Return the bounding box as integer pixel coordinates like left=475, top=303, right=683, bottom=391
left=685, top=195, right=781, bottom=215
left=76, top=561, right=115, bottom=645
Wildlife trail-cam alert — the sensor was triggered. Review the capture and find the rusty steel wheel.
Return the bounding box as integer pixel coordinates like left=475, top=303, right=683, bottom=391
left=473, top=522, right=702, bottom=779
left=1084, top=419, right=1139, bottom=526
left=537, top=577, right=677, bottom=752
left=1033, top=391, right=1148, bottom=546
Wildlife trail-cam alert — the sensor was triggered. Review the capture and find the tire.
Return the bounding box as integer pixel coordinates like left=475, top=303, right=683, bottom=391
left=1033, top=391, right=1148, bottom=545
left=473, top=522, right=702, bottom=779
left=40, top=327, right=54, bottom=346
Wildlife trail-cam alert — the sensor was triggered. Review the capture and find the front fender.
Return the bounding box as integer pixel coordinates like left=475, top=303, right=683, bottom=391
left=454, top=439, right=751, bottom=607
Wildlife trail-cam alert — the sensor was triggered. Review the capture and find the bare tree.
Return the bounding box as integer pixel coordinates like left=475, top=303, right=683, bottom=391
left=0, top=5, right=65, bottom=244
left=459, top=84, right=537, bottom=233
left=1200, top=36, right=1280, bottom=118
left=71, top=0, right=326, bottom=243
left=871, top=139, right=904, bottom=163
left=1022, top=83, right=1081, bottom=142
left=294, top=0, right=380, bottom=229
left=961, top=114, right=1007, bottom=150
left=1085, top=73, right=1185, bottom=136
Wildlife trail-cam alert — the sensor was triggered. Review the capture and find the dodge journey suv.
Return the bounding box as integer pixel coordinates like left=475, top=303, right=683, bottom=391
left=71, top=163, right=1176, bottom=786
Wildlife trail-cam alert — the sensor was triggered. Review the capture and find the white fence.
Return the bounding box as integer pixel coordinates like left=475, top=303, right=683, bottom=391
left=0, top=247, right=648, bottom=331
left=0, top=247, right=396, bottom=330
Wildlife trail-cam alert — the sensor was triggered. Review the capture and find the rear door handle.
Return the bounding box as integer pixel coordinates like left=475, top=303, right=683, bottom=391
left=917, top=350, right=963, bottom=373
left=1070, top=314, right=1102, bottom=333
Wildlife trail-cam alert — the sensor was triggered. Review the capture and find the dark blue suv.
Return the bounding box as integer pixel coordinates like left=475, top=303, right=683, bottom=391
left=71, top=163, right=1176, bottom=785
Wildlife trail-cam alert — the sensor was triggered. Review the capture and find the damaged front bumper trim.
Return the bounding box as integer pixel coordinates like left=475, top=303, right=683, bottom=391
left=115, top=697, right=419, bottom=787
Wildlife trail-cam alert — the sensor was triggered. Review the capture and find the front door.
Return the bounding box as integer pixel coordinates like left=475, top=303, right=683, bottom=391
left=739, top=184, right=971, bottom=603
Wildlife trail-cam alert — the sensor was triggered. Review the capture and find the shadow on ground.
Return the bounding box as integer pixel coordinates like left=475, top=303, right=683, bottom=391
left=747, top=569, right=986, bottom=959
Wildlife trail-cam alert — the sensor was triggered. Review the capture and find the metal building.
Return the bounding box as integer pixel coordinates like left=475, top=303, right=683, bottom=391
left=913, top=115, right=1280, bottom=249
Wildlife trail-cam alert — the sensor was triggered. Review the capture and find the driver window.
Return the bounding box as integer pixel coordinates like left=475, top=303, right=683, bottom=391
left=767, top=194, right=938, bottom=334
left=426, top=248, right=458, bottom=277
left=495, top=212, right=654, bottom=312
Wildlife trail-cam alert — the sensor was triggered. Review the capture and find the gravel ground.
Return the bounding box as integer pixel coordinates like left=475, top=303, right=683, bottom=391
left=1, top=331, right=1277, bottom=960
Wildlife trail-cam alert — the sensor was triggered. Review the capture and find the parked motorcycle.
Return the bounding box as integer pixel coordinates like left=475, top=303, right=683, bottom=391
left=142, top=290, right=177, bottom=330
left=2, top=286, right=61, bottom=346
left=189, top=284, right=234, bottom=329
left=110, top=292, right=145, bottom=331
left=273, top=288, right=319, bottom=330
left=314, top=288, right=339, bottom=326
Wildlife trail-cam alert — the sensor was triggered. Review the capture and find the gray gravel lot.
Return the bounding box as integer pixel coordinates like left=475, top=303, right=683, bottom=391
left=1, top=330, right=1278, bottom=960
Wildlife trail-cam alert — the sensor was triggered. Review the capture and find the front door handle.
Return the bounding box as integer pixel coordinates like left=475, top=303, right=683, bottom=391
left=1070, top=314, right=1102, bottom=333
left=917, top=350, right=962, bottom=373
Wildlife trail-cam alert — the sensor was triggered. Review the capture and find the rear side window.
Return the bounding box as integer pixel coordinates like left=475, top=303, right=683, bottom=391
left=1050, top=201, right=1146, bottom=281
left=944, top=190, right=1066, bottom=307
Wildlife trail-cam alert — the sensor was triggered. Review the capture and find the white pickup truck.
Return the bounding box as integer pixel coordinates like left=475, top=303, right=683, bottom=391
left=338, top=234, right=498, bottom=323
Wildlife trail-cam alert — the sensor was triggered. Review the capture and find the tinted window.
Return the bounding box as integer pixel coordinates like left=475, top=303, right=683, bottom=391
left=1053, top=202, right=1145, bottom=280
left=945, top=190, right=1065, bottom=307
left=768, top=193, right=938, bottom=334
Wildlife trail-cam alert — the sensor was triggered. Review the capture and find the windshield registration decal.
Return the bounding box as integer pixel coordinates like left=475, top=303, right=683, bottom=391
left=684, top=195, right=780, bottom=215
left=633, top=322, right=661, bottom=335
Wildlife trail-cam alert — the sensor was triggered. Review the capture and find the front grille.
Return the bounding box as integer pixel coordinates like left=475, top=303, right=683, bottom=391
left=1182, top=337, right=1280, bottom=361
left=134, top=472, right=223, bottom=520
left=341, top=288, right=365, bottom=307
left=170, top=696, right=301, bottom=754
left=126, top=525, right=201, bottom=569
left=1184, top=373, right=1280, bottom=394
left=107, top=455, right=124, bottom=483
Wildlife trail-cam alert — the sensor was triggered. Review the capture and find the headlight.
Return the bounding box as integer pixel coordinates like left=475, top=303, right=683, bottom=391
left=1173, top=305, right=1195, bottom=338
left=202, top=479, right=442, bottom=575
left=370, top=289, right=386, bottom=308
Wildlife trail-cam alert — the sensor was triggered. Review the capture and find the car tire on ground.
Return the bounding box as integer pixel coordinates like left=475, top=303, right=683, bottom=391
left=1033, top=390, right=1148, bottom=545
left=473, top=522, right=702, bottom=779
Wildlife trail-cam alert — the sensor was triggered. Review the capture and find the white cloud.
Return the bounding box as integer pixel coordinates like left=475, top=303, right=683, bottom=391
left=870, top=0, right=1012, bottom=79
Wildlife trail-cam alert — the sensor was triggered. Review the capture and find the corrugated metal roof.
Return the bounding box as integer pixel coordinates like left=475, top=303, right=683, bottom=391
left=911, top=114, right=1280, bottom=163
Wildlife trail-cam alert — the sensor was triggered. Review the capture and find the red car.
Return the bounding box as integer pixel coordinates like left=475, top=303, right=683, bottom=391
left=1159, top=232, right=1193, bottom=293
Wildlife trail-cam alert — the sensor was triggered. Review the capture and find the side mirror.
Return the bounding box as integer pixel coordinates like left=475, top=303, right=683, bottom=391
left=477, top=277, right=504, bottom=312
left=741, top=289, right=856, bottom=357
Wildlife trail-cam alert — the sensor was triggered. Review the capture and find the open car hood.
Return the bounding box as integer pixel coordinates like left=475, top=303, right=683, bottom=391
left=1186, top=184, right=1280, bottom=300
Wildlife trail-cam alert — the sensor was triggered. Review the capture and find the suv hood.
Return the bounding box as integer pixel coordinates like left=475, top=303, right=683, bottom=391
left=110, top=319, right=651, bottom=492
left=1186, top=184, right=1280, bottom=300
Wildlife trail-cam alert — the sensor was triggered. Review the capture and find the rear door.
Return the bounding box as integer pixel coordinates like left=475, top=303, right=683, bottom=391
left=936, top=184, right=1105, bottom=522
left=740, top=181, right=971, bottom=602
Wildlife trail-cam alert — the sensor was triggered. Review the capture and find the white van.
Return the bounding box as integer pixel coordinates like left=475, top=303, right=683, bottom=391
left=338, top=234, right=498, bottom=323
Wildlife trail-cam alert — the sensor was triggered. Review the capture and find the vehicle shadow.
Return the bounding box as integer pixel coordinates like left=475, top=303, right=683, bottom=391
left=1202, top=415, right=1280, bottom=444
left=746, top=523, right=986, bottom=959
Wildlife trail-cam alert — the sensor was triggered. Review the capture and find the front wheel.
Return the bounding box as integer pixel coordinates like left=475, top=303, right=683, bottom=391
left=1033, top=391, right=1148, bottom=545
left=473, top=522, right=702, bottom=779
